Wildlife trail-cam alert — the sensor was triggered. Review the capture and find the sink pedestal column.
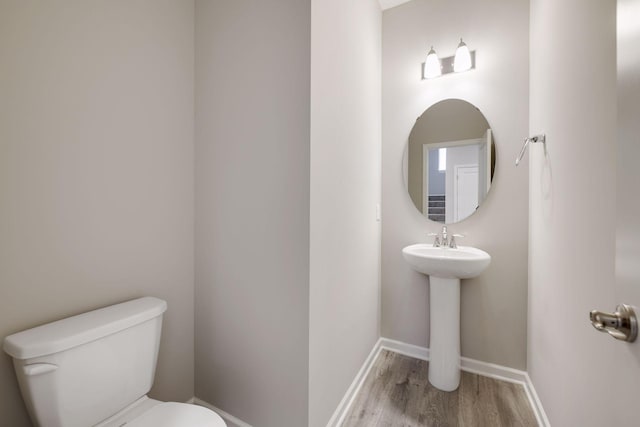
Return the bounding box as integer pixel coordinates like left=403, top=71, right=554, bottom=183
left=428, top=276, right=461, bottom=391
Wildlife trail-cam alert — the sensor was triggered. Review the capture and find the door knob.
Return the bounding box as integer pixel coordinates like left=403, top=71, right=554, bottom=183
left=590, top=304, right=637, bottom=342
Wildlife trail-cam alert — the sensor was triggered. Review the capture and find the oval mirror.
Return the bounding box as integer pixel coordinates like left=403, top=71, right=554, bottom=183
left=405, top=99, right=495, bottom=224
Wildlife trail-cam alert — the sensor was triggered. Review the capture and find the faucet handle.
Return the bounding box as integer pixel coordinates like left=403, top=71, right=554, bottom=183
left=449, top=234, right=464, bottom=249
left=428, top=233, right=441, bottom=247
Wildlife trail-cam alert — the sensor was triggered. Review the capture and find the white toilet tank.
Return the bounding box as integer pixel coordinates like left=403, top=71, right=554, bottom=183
left=3, top=297, right=167, bottom=427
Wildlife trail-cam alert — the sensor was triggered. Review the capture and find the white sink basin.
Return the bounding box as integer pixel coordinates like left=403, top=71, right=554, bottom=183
left=402, top=244, right=491, bottom=279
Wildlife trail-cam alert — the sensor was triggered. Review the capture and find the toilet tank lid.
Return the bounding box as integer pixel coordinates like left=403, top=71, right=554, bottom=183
left=3, top=297, right=167, bottom=360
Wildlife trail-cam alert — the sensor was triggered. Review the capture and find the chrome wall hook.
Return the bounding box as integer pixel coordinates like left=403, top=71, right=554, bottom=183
left=515, top=134, right=546, bottom=166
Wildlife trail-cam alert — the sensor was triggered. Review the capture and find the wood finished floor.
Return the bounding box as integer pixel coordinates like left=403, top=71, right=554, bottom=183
left=342, top=350, right=537, bottom=427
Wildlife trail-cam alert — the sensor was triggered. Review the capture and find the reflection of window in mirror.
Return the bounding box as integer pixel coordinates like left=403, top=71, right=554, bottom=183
left=438, top=148, right=446, bottom=171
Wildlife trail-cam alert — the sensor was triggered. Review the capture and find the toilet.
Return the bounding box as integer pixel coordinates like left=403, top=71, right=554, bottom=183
left=3, top=297, right=226, bottom=427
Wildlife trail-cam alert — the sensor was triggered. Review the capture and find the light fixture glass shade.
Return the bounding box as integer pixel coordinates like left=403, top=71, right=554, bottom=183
left=453, top=39, right=472, bottom=72
left=424, top=46, right=441, bottom=79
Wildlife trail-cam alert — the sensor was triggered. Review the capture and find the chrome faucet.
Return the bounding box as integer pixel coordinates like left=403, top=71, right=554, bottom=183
left=429, top=225, right=464, bottom=248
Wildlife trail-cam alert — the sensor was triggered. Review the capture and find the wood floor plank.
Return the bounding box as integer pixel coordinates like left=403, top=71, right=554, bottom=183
left=342, top=350, right=538, bottom=427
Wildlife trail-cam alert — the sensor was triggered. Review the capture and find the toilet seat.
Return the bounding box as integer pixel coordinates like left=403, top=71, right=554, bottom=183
left=126, top=402, right=226, bottom=427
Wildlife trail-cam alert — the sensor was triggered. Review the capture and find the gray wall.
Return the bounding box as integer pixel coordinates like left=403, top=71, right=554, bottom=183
left=0, top=1, right=196, bottom=425
left=194, top=1, right=311, bottom=426
left=309, top=0, right=382, bottom=425
left=382, top=0, right=530, bottom=369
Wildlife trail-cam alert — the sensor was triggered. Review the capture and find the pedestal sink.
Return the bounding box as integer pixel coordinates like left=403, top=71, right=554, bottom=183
left=402, top=243, right=491, bottom=391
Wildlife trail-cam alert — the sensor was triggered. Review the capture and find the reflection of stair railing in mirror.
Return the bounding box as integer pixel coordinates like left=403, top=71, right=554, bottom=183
left=515, top=134, right=546, bottom=166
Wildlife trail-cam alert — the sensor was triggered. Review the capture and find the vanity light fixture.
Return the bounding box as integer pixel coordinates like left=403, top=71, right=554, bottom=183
left=424, top=46, right=442, bottom=79
left=422, top=39, right=476, bottom=80
left=453, top=38, right=472, bottom=72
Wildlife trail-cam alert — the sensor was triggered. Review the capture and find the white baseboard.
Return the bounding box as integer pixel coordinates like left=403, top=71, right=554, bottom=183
left=328, top=337, right=550, bottom=427
left=523, top=373, right=551, bottom=427
left=326, top=338, right=383, bottom=427
left=190, top=397, right=253, bottom=427
left=379, top=337, right=430, bottom=361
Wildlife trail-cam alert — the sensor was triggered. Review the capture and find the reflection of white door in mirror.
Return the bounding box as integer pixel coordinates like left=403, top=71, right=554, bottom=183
left=453, top=164, right=479, bottom=222
left=423, top=138, right=483, bottom=223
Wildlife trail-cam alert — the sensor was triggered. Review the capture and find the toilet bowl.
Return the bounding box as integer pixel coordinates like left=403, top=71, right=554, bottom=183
left=3, top=297, right=227, bottom=427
